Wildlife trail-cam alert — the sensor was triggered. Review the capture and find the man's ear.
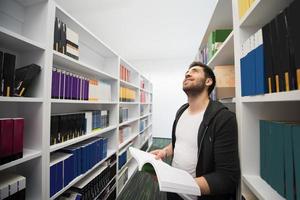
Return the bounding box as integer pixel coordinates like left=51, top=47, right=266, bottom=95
left=205, top=78, right=213, bottom=87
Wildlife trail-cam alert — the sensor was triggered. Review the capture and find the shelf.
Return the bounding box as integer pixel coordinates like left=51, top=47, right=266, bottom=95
left=241, top=90, right=300, bottom=103
left=53, top=51, right=117, bottom=81
left=138, top=134, right=151, bottom=149
left=140, top=113, right=151, bottom=119
left=207, top=31, right=234, bottom=67
left=118, top=133, right=139, bottom=150
left=243, top=175, right=285, bottom=200
left=119, top=102, right=139, bottom=105
left=198, top=0, right=233, bottom=51
left=140, top=88, right=152, bottom=94
left=239, top=0, right=292, bottom=28
left=0, top=26, right=46, bottom=52
left=120, top=80, right=139, bottom=90
left=139, top=124, right=152, bottom=134
left=50, top=125, right=117, bottom=152
left=119, top=118, right=139, bottom=127
left=140, top=102, right=152, bottom=105
left=118, top=160, right=138, bottom=195
left=51, top=99, right=118, bottom=105
left=0, top=149, right=42, bottom=171
left=0, top=97, right=44, bottom=103
left=50, top=149, right=116, bottom=200
left=219, top=97, right=236, bottom=104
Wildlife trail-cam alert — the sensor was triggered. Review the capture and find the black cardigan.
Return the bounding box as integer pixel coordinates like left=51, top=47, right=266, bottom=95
left=171, top=100, right=240, bottom=200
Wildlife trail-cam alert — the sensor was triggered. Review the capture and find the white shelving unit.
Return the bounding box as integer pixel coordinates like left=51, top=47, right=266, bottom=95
left=195, top=0, right=300, bottom=199
left=0, top=1, right=153, bottom=199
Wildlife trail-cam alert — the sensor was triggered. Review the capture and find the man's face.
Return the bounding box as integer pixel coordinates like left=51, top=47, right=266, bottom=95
left=183, top=66, right=207, bottom=96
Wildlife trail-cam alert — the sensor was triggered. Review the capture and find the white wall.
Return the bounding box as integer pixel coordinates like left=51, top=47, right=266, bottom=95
left=131, top=58, right=193, bottom=138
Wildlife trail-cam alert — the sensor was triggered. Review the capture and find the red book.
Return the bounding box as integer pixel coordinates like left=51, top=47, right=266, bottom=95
left=0, top=119, right=13, bottom=160
left=13, top=118, right=24, bottom=157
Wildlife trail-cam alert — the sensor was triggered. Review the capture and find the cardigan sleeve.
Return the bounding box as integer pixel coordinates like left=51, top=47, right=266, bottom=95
left=202, top=112, right=240, bottom=195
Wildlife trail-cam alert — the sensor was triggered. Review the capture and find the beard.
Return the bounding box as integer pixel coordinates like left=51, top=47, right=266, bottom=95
left=183, top=78, right=206, bottom=97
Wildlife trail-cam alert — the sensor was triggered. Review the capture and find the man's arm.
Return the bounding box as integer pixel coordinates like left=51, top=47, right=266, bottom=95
left=195, top=177, right=210, bottom=195
left=150, top=143, right=173, bottom=160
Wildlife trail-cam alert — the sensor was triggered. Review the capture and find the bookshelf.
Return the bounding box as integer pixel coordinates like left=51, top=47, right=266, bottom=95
left=195, top=0, right=300, bottom=199
left=0, top=0, right=153, bottom=199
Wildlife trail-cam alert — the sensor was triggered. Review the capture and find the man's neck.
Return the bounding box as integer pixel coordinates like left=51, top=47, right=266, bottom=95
left=187, top=92, right=210, bottom=114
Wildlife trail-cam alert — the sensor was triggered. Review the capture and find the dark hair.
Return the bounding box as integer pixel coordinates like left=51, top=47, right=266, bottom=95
left=189, top=61, right=216, bottom=95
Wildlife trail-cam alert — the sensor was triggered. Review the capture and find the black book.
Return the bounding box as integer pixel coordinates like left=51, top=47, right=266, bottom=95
left=14, top=64, right=41, bottom=97
left=54, top=17, right=59, bottom=51
left=60, top=21, right=67, bottom=54
left=51, top=116, right=59, bottom=145
left=288, top=0, right=300, bottom=90
left=0, top=51, right=3, bottom=96
left=3, top=53, right=16, bottom=96
left=271, top=18, right=284, bottom=92
left=262, top=23, right=276, bottom=93
left=276, top=12, right=290, bottom=92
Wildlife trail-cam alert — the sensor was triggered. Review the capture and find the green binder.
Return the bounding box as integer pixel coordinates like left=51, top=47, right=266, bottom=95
left=292, top=124, right=300, bottom=200
left=284, top=122, right=295, bottom=200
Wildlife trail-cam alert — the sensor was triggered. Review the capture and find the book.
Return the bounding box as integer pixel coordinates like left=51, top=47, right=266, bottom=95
left=129, top=147, right=201, bottom=196
left=0, top=119, right=13, bottom=164
left=0, top=173, right=26, bottom=200
left=12, top=118, right=24, bottom=159
left=0, top=51, right=3, bottom=96
left=14, top=64, right=41, bottom=97
left=3, top=53, right=16, bottom=97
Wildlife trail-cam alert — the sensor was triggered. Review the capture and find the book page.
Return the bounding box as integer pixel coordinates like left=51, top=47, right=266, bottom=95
left=129, top=147, right=201, bottom=196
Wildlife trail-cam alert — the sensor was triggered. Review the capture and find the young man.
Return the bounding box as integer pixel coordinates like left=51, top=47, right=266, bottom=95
left=151, top=61, right=240, bottom=200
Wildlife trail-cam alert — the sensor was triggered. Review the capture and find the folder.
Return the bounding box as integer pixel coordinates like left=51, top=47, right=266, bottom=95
left=283, top=122, right=295, bottom=200
left=0, top=119, right=14, bottom=164
left=59, top=70, right=65, bottom=99
left=262, top=23, right=275, bottom=93
left=269, top=121, right=285, bottom=196
left=289, top=0, right=300, bottom=90
left=3, top=53, right=16, bottom=97
left=0, top=51, right=3, bottom=96
left=255, top=29, right=266, bottom=94
left=292, top=123, right=300, bottom=199
left=53, top=17, right=59, bottom=51
left=259, top=120, right=267, bottom=181
left=12, top=118, right=24, bottom=159
left=14, top=64, right=41, bottom=97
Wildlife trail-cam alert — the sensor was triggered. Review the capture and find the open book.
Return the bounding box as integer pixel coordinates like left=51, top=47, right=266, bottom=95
left=129, top=147, right=201, bottom=196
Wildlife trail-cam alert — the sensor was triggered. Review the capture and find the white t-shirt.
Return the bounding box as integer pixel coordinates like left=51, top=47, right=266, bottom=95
left=172, top=108, right=205, bottom=200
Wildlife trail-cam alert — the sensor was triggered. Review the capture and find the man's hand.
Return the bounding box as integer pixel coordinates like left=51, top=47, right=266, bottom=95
left=150, top=149, right=167, bottom=160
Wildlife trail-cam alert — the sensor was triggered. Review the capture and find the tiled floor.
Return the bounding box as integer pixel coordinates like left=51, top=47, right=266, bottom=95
left=117, top=138, right=172, bottom=200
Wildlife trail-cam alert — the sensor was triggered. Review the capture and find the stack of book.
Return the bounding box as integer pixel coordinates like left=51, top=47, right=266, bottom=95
left=119, top=126, right=132, bottom=144
left=119, top=107, right=129, bottom=123
left=213, top=65, right=235, bottom=100
left=120, top=65, right=131, bottom=82
left=118, top=150, right=127, bottom=170
left=140, top=118, right=148, bottom=132
left=0, top=118, right=24, bottom=165
left=140, top=78, right=145, bottom=89
left=260, top=120, right=300, bottom=199
left=240, top=0, right=300, bottom=96
left=198, top=29, right=232, bottom=64
left=89, top=80, right=112, bottom=102
left=0, top=174, right=26, bottom=200
left=238, top=0, right=255, bottom=19
left=91, top=110, right=109, bottom=131
left=140, top=91, right=146, bottom=103
left=119, top=87, right=136, bottom=102
left=54, top=17, right=79, bottom=60
left=240, top=29, right=265, bottom=96
left=50, top=137, right=108, bottom=197
left=52, top=68, right=89, bottom=100
left=70, top=159, right=116, bottom=199
left=50, top=113, right=86, bottom=145
left=50, top=111, right=110, bottom=145
left=0, top=51, right=41, bottom=97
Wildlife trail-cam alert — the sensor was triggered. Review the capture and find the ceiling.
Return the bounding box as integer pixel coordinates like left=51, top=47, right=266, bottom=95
left=55, top=0, right=217, bottom=61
